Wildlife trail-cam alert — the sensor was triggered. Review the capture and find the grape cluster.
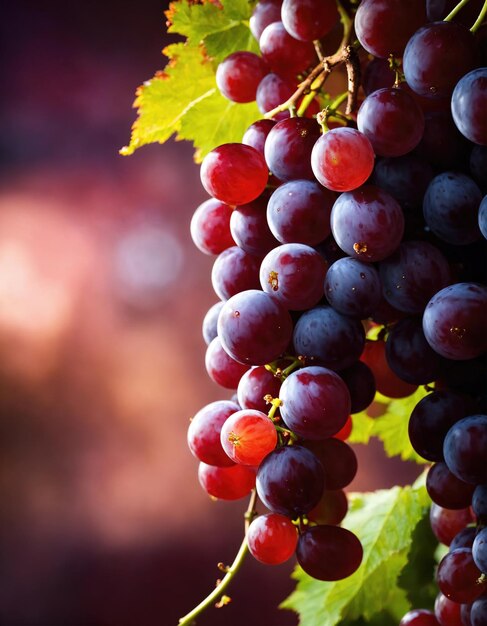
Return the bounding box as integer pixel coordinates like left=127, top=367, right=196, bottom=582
left=187, top=0, right=487, bottom=596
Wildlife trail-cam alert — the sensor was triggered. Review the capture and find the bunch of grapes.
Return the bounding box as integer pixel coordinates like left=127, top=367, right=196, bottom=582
left=186, top=0, right=487, bottom=617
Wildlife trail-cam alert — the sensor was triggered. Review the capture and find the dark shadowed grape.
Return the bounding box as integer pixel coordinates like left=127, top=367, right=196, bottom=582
left=426, top=462, right=476, bottom=509
left=437, top=548, right=486, bottom=604
left=230, top=192, right=279, bottom=256
left=443, top=414, right=487, bottom=485
left=451, top=68, right=487, bottom=146
left=430, top=503, right=475, bottom=546
left=339, top=361, right=376, bottom=414
left=324, top=256, right=382, bottom=318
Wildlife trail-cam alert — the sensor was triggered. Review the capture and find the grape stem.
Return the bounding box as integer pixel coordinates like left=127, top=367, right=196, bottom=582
left=264, top=2, right=359, bottom=119
left=470, top=0, right=487, bottom=31
left=177, top=490, right=258, bottom=626
left=443, top=0, right=472, bottom=22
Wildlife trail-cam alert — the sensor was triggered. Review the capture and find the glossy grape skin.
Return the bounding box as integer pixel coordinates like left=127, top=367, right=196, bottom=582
left=307, top=489, right=348, bottom=526
left=260, top=243, right=327, bottom=311
left=211, top=246, right=262, bottom=301
left=259, top=21, right=316, bottom=81
left=408, top=391, right=477, bottom=462
left=473, top=528, right=487, bottom=574
left=379, top=241, right=451, bottom=315
left=435, top=592, right=463, bottom=626
left=461, top=603, right=474, bottom=626
left=187, top=400, right=240, bottom=467
left=331, top=185, right=405, bottom=263
left=443, top=415, right=487, bottom=485
left=472, top=484, right=487, bottom=523
left=372, top=154, right=433, bottom=212
left=361, top=340, right=418, bottom=399
left=471, top=597, right=487, bottom=626
left=256, top=73, right=295, bottom=118
left=451, top=68, right=487, bottom=146
left=426, top=462, right=476, bottom=509
left=296, top=525, right=363, bottom=581
left=339, top=361, right=376, bottom=414
left=279, top=366, right=351, bottom=439
left=324, top=256, right=382, bottom=318
left=303, top=438, right=357, bottom=490
left=190, top=198, right=234, bottom=255
left=354, top=0, right=427, bottom=58
left=450, top=527, right=476, bottom=552
left=430, top=504, right=475, bottom=546
left=385, top=317, right=445, bottom=385
left=400, top=610, right=440, bottom=626
left=220, top=409, right=277, bottom=466
left=242, top=119, right=276, bottom=156
left=198, top=462, right=256, bottom=500
left=403, top=22, right=478, bottom=98
left=237, top=366, right=282, bottom=413
left=216, top=51, right=268, bottom=103
left=437, top=548, right=487, bottom=604
left=217, top=289, right=293, bottom=366
left=256, top=445, right=325, bottom=516
left=230, top=192, right=278, bottom=256
left=293, top=306, right=366, bottom=372
left=265, top=117, right=321, bottom=182
left=311, top=128, right=375, bottom=192
left=202, top=301, right=224, bottom=345
left=423, top=172, right=482, bottom=246
left=357, top=88, right=425, bottom=157
left=250, top=0, right=283, bottom=41
left=266, top=179, right=334, bottom=246
left=200, top=143, right=268, bottom=206
left=281, top=0, right=339, bottom=41
left=247, top=513, right=298, bottom=565
left=205, top=337, right=250, bottom=390
left=422, top=283, right=487, bottom=361
left=479, top=197, right=487, bottom=240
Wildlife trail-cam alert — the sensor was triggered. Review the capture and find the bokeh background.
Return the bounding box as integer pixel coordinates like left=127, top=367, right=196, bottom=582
left=1, top=2, right=421, bottom=625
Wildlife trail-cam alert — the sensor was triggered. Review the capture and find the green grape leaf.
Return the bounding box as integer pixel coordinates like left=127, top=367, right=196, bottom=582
left=280, top=478, right=431, bottom=626
left=349, top=388, right=430, bottom=464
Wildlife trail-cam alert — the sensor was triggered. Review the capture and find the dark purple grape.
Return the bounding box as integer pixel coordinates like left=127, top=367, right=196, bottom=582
left=190, top=198, right=234, bottom=255
left=470, top=146, right=487, bottom=193
left=363, top=58, right=396, bottom=95
left=200, top=143, right=269, bottom=206
left=379, top=241, right=451, bottom=314
left=230, top=192, right=278, bottom=256
left=426, top=461, right=476, bottom=509
left=266, top=179, right=334, bottom=246
left=423, top=172, right=482, bottom=245
left=187, top=400, right=240, bottom=467
left=443, top=414, right=487, bottom=485
left=307, top=489, right=348, bottom=525
left=242, top=119, right=276, bottom=156
left=259, top=21, right=316, bottom=81
left=409, top=391, right=477, bottom=462
left=331, top=185, right=404, bottom=262
left=293, top=305, right=366, bottom=371
left=205, top=337, right=250, bottom=389
left=211, top=246, right=262, bottom=301
left=250, top=0, right=283, bottom=41
left=450, top=527, right=476, bottom=552
left=473, top=528, right=487, bottom=574
left=264, top=117, right=321, bottom=182
left=471, top=596, right=487, bottom=626
left=372, top=154, right=433, bottom=212
left=256, top=73, right=295, bottom=118
left=357, top=88, right=425, bottom=157
left=237, top=365, right=282, bottom=413
left=260, top=243, right=327, bottom=311
left=281, top=0, right=339, bottom=41
left=472, top=484, right=487, bottom=522
left=202, top=301, right=224, bottom=345
left=324, top=256, right=382, bottom=318
left=423, top=283, right=487, bottom=361
left=339, top=361, right=376, bottom=414
left=296, top=525, right=363, bottom=581
left=479, top=197, right=487, bottom=240
left=403, top=22, right=478, bottom=98
left=430, top=503, right=475, bottom=546
left=216, top=51, right=268, bottom=103
left=416, top=111, right=470, bottom=171
left=451, top=69, right=487, bottom=146
left=217, top=289, right=293, bottom=366
left=279, top=365, right=351, bottom=439
left=361, top=339, right=418, bottom=398
left=256, top=445, right=325, bottom=516
left=437, top=548, right=486, bottom=604
left=354, top=0, right=427, bottom=58
left=303, top=438, right=357, bottom=489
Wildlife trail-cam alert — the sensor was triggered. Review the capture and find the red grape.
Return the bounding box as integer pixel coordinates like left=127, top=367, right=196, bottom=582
left=220, top=409, right=277, bottom=466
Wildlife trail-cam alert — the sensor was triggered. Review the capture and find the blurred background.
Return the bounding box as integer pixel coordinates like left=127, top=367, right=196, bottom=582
left=0, top=1, right=421, bottom=625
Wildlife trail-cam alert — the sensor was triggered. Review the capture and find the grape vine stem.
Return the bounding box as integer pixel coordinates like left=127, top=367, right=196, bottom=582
left=177, top=489, right=258, bottom=626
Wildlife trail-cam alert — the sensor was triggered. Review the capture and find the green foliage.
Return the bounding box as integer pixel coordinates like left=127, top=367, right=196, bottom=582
left=281, top=477, right=434, bottom=626
left=349, top=388, right=431, bottom=464
left=121, top=0, right=262, bottom=160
